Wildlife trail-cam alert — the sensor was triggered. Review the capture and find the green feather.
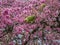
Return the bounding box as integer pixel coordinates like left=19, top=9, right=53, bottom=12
left=25, top=15, right=35, bottom=23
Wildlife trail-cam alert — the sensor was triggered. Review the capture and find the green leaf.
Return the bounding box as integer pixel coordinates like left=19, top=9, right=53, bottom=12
left=3, top=25, right=13, bottom=33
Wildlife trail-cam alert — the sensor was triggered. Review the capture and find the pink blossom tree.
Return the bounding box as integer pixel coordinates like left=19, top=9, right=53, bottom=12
left=0, top=0, right=60, bottom=45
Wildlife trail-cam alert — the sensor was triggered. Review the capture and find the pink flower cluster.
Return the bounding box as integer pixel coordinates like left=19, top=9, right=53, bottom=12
left=0, top=0, right=60, bottom=45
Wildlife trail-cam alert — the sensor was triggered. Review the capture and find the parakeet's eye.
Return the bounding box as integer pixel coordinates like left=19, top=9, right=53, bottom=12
left=25, top=15, right=35, bottom=23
